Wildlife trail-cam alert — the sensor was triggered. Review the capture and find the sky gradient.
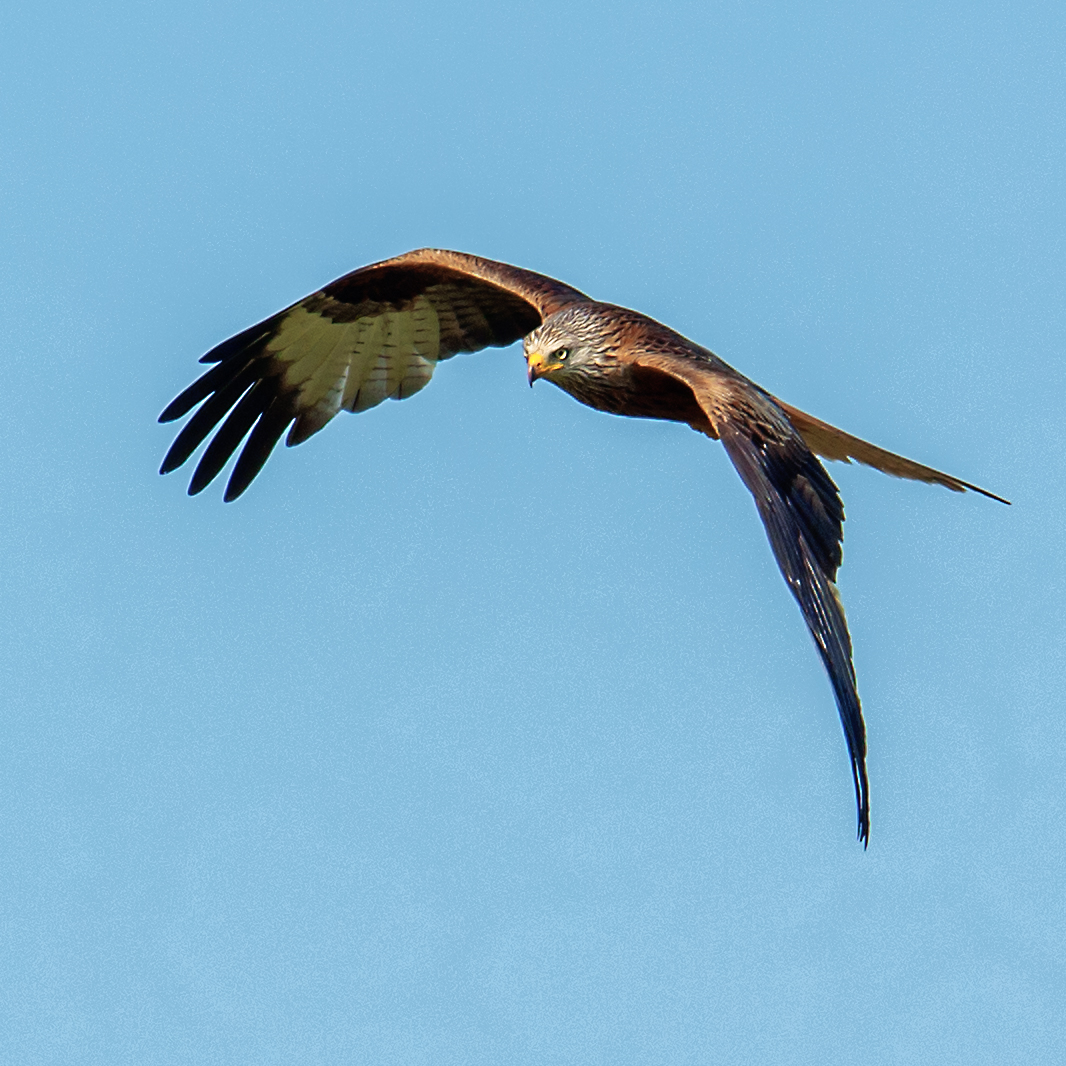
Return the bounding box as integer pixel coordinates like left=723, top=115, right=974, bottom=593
left=2, top=2, right=1064, bottom=1062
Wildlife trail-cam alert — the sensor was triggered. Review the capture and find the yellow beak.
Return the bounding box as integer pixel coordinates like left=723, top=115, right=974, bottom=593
left=526, top=350, right=564, bottom=386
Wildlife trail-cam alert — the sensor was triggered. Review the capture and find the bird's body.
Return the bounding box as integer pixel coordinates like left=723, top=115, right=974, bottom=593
left=160, top=248, right=1006, bottom=845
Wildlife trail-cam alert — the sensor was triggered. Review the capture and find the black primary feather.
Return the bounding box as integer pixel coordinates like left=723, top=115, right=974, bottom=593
left=187, top=378, right=273, bottom=495
left=720, top=415, right=869, bottom=846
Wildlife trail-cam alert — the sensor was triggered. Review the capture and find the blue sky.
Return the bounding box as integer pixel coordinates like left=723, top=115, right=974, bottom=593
left=2, top=1, right=1063, bottom=1062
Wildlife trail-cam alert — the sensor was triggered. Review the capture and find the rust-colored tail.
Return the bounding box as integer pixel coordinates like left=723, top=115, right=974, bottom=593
left=773, top=399, right=1009, bottom=505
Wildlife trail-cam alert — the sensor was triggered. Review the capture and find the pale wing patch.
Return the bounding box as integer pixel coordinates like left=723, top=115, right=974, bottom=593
left=343, top=314, right=391, bottom=412
left=261, top=304, right=321, bottom=362
left=349, top=340, right=394, bottom=411
left=297, top=330, right=355, bottom=409
left=394, top=296, right=440, bottom=399
left=383, top=310, right=416, bottom=397
left=396, top=355, right=435, bottom=399
left=287, top=365, right=349, bottom=445
left=409, top=295, right=442, bottom=362
left=269, top=299, right=445, bottom=442
left=339, top=314, right=388, bottom=408
left=344, top=297, right=442, bottom=413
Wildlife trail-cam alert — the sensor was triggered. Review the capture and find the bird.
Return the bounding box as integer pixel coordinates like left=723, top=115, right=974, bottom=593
left=159, top=248, right=1007, bottom=845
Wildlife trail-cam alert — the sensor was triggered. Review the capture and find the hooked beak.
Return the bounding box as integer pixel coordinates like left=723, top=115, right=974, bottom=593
left=526, top=350, right=563, bottom=386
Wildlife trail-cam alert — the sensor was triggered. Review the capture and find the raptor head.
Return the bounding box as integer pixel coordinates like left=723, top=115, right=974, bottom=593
left=523, top=304, right=620, bottom=386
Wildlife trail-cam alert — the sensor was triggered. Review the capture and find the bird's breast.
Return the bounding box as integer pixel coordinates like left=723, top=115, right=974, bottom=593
left=556, top=361, right=711, bottom=431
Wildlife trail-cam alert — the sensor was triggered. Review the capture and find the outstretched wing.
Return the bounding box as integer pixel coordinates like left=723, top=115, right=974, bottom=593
left=159, top=249, right=589, bottom=500
left=632, top=350, right=869, bottom=843
left=716, top=393, right=869, bottom=845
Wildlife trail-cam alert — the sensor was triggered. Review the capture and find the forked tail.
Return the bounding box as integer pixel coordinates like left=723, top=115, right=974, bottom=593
left=773, top=399, right=1009, bottom=505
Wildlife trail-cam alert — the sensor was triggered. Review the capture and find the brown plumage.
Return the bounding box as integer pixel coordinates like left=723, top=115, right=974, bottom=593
left=159, top=248, right=1008, bottom=845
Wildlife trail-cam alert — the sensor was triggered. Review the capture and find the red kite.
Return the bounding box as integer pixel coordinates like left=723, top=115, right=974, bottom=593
left=160, top=249, right=1007, bottom=844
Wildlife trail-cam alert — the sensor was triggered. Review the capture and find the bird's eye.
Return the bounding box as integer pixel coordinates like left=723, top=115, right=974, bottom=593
left=554, top=348, right=571, bottom=361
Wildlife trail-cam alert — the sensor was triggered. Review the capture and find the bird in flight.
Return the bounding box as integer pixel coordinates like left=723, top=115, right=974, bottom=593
left=159, top=248, right=1007, bottom=845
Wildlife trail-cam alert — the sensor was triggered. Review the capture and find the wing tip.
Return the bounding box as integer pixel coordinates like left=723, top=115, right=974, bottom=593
left=158, top=399, right=188, bottom=424
left=187, top=464, right=217, bottom=497
left=966, top=482, right=1011, bottom=506
left=852, top=750, right=870, bottom=849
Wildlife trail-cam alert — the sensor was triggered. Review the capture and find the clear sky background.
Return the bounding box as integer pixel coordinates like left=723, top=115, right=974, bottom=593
left=2, top=1, right=1063, bottom=1062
